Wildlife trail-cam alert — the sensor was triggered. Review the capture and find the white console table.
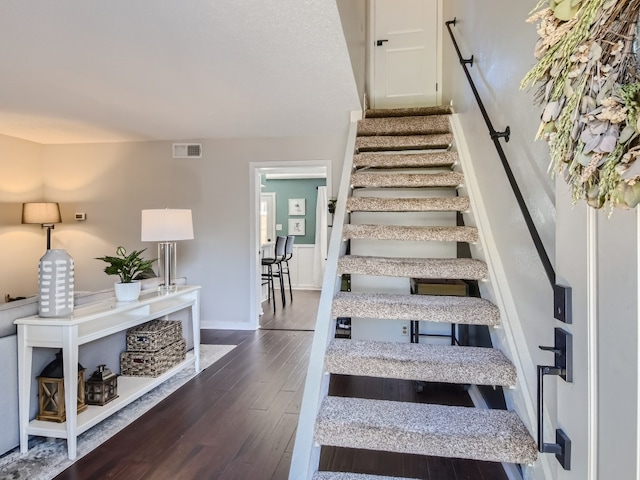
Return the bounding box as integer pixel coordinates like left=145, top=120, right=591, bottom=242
left=14, top=285, right=201, bottom=460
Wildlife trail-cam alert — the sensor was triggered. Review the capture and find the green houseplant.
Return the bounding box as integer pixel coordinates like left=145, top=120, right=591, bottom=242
left=95, top=246, right=155, bottom=301
left=328, top=198, right=337, bottom=215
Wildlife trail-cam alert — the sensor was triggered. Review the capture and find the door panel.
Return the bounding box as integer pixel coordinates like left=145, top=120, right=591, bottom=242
left=372, top=0, right=438, bottom=108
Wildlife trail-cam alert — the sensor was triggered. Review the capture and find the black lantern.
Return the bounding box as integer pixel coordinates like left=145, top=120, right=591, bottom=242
left=37, top=350, right=87, bottom=422
left=85, top=364, right=118, bottom=406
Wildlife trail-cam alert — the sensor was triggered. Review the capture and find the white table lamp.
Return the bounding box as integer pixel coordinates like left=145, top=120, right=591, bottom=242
left=141, top=209, right=194, bottom=292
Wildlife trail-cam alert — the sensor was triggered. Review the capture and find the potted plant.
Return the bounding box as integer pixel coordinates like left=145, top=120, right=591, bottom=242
left=95, top=246, right=155, bottom=302
left=328, top=198, right=337, bottom=215
left=328, top=198, right=337, bottom=227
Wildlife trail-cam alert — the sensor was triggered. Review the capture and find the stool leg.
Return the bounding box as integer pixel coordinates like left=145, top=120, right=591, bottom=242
left=268, top=265, right=275, bottom=313
left=285, top=260, right=293, bottom=301
left=278, top=263, right=286, bottom=307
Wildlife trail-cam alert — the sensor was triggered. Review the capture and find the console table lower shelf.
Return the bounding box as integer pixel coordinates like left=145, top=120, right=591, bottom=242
left=26, top=351, right=196, bottom=440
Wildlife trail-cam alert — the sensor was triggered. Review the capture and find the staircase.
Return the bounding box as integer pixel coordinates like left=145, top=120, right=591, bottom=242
left=292, top=106, right=538, bottom=480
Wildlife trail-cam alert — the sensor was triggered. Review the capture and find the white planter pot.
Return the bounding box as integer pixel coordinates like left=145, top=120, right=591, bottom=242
left=114, top=281, right=141, bottom=302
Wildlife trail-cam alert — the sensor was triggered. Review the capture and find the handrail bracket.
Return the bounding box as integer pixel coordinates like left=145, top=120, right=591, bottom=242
left=490, top=125, right=510, bottom=143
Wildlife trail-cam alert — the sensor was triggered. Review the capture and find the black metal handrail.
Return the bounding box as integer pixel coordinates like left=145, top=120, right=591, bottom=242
left=446, top=17, right=555, bottom=288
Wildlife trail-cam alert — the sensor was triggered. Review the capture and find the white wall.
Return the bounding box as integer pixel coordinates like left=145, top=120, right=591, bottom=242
left=444, top=2, right=639, bottom=479
left=442, top=7, right=557, bottom=462
left=0, top=131, right=350, bottom=329
left=336, top=0, right=367, bottom=104
left=0, top=134, right=45, bottom=299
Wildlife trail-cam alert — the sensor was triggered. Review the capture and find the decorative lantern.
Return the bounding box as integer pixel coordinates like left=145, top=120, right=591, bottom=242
left=85, top=364, right=118, bottom=406
left=37, top=350, right=87, bottom=422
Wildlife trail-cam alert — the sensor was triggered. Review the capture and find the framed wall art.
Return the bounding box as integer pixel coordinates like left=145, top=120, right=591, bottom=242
left=288, top=198, right=306, bottom=215
left=288, top=218, right=305, bottom=236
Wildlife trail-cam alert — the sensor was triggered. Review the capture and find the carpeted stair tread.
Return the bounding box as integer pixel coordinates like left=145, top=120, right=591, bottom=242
left=356, top=134, right=453, bottom=152
left=365, top=106, right=453, bottom=118
left=314, top=397, right=538, bottom=465
left=353, top=152, right=458, bottom=169
left=332, top=291, right=500, bottom=326
left=325, top=339, right=515, bottom=386
left=357, top=115, right=451, bottom=137
left=313, top=473, right=413, bottom=480
left=351, top=172, right=463, bottom=189
left=342, top=224, right=478, bottom=243
left=347, top=196, right=470, bottom=212
left=337, top=255, right=488, bottom=280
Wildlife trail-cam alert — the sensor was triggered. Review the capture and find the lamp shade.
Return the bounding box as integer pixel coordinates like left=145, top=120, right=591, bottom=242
left=22, top=202, right=61, bottom=225
left=141, top=209, right=194, bottom=242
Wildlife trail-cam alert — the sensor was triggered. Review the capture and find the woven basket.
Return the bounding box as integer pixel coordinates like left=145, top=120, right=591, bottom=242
left=120, top=339, right=186, bottom=377
left=125, top=319, right=182, bottom=352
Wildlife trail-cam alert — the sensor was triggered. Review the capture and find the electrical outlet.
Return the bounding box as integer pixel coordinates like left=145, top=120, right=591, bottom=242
left=401, top=323, right=409, bottom=336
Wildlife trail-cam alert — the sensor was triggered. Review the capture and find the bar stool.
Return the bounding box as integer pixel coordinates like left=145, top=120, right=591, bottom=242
left=261, top=236, right=286, bottom=312
left=280, top=235, right=295, bottom=302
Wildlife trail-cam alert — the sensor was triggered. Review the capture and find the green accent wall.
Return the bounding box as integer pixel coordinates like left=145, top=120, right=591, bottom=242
left=261, top=177, right=326, bottom=245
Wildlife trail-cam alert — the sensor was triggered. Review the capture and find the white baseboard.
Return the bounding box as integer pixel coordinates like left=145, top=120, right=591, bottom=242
left=201, top=320, right=258, bottom=331
left=274, top=287, right=321, bottom=292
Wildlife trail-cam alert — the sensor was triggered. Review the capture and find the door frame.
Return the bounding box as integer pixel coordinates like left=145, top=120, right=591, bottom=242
left=366, top=0, right=444, bottom=108
left=249, top=160, right=332, bottom=328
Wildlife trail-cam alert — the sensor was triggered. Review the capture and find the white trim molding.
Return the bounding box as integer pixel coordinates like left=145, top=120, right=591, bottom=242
left=637, top=206, right=640, bottom=480
left=588, top=207, right=599, bottom=480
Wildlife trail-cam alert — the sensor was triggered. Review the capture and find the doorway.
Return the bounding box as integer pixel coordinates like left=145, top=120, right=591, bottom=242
left=249, top=161, right=331, bottom=330
left=367, top=0, right=442, bottom=108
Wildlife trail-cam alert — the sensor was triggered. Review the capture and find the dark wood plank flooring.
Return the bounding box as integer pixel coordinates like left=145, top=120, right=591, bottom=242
left=53, top=292, right=508, bottom=480
left=259, top=289, right=319, bottom=331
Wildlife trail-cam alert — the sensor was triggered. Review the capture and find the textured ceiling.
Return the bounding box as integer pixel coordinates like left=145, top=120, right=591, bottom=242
left=0, top=1, right=361, bottom=144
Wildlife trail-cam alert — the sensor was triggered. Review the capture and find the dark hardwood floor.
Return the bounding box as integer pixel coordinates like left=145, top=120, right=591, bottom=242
left=259, top=289, right=319, bottom=331
left=54, top=328, right=311, bottom=480
left=53, top=291, right=508, bottom=480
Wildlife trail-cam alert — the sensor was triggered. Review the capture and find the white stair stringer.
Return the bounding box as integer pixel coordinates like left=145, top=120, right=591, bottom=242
left=315, top=396, right=538, bottom=465
left=325, top=338, right=517, bottom=387
left=288, top=115, right=359, bottom=480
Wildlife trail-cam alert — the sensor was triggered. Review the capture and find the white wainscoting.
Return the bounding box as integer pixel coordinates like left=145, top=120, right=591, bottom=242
left=286, top=244, right=318, bottom=290
left=262, top=244, right=319, bottom=296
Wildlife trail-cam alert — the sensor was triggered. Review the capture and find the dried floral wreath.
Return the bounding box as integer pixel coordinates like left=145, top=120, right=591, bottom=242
left=521, top=0, right=640, bottom=209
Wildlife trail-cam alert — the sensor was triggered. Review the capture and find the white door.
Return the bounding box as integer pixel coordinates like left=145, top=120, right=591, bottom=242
left=370, top=0, right=439, bottom=108
left=260, top=193, right=276, bottom=245
left=260, top=193, right=276, bottom=302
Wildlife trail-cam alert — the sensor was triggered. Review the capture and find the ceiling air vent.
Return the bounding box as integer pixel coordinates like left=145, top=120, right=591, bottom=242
left=173, top=143, right=202, bottom=159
